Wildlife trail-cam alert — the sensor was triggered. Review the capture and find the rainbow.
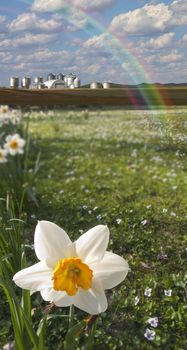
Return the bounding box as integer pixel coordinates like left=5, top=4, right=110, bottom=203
left=18, top=0, right=173, bottom=108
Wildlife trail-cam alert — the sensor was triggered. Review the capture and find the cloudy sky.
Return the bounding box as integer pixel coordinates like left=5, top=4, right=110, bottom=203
left=0, top=0, right=187, bottom=86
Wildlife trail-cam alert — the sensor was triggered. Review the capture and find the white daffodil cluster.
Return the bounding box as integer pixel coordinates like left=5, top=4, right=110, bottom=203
left=0, top=134, right=26, bottom=163
left=13, top=221, right=129, bottom=315
left=0, top=106, right=25, bottom=163
left=0, top=105, right=21, bottom=126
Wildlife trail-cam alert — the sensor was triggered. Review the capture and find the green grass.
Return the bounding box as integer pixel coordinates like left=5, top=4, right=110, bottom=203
left=1, top=107, right=187, bottom=349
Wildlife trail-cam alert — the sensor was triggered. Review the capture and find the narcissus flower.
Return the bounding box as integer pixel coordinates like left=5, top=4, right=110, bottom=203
left=4, top=134, right=25, bottom=156
left=13, top=221, right=129, bottom=314
left=0, top=147, right=8, bottom=163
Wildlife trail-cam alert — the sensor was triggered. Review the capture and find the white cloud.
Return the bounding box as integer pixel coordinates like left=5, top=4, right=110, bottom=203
left=0, top=33, right=57, bottom=50
left=159, top=49, right=183, bottom=63
left=170, top=0, right=187, bottom=25
left=9, top=13, right=63, bottom=33
left=66, top=12, right=88, bottom=31
left=145, top=49, right=183, bottom=64
left=32, top=0, right=116, bottom=12
left=83, top=33, right=106, bottom=49
left=85, top=63, right=101, bottom=74
left=109, top=3, right=172, bottom=35
left=109, top=1, right=187, bottom=36
left=141, top=32, right=175, bottom=49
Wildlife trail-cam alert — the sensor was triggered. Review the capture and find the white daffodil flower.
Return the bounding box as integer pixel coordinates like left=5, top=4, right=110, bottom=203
left=4, top=134, right=25, bottom=156
left=0, top=147, right=8, bottom=163
left=13, top=221, right=129, bottom=314
left=0, top=105, right=10, bottom=125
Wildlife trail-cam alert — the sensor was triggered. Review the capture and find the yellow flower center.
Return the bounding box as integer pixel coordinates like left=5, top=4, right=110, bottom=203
left=2, top=107, right=8, bottom=113
left=53, top=257, right=93, bottom=296
left=9, top=140, right=18, bottom=149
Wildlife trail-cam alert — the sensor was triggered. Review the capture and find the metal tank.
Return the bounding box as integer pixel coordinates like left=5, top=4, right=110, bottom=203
left=74, top=77, right=81, bottom=88
left=90, top=82, right=99, bottom=89
left=21, top=77, right=31, bottom=89
left=10, top=76, right=19, bottom=88
left=102, top=82, right=111, bottom=89
left=34, top=76, right=43, bottom=84
left=69, top=84, right=75, bottom=88
left=47, top=73, right=56, bottom=81
left=67, top=76, right=75, bottom=87
left=57, top=73, right=65, bottom=80
left=37, top=83, right=46, bottom=89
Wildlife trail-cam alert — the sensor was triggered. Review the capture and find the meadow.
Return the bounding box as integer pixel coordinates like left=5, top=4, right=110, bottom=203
left=0, top=106, right=187, bottom=349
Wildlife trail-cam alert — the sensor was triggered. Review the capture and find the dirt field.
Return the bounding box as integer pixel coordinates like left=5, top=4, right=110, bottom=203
left=0, top=86, right=186, bottom=106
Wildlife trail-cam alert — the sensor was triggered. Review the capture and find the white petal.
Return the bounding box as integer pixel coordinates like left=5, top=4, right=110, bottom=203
left=34, top=221, right=72, bottom=265
left=41, top=288, right=73, bottom=307
left=74, top=278, right=107, bottom=314
left=90, top=251, right=129, bottom=289
left=75, top=225, right=109, bottom=264
left=13, top=260, right=53, bottom=291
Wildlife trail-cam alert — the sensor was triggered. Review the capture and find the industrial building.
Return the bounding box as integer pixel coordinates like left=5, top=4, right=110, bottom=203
left=10, top=73, right=81, bottom=89
left=9, top=73, right=111, bottom=89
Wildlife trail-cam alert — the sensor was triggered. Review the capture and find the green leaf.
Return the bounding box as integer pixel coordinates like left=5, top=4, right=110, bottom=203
left=64, top=320, right=87, bottom=350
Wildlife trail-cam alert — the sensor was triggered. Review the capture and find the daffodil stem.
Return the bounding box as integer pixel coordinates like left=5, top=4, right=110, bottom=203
left=69, top=304, right=75, bottom=329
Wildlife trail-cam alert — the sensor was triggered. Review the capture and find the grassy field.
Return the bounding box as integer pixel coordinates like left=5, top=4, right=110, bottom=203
left=1, top=107, right=187, bottom=349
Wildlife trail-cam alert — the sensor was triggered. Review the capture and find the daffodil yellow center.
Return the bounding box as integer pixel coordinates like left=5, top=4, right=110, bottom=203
left=9, top=140, right=18, bottom=149
left=53, top=257, right=93, bottom=296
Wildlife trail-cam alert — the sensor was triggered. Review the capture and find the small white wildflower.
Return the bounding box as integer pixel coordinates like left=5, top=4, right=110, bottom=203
left=164, top=289, right=172, bottom=297
left=131, top=149, right=137, bottom=157
left=59, top=190, right=64, bottom=194
left=82, top=205, right=87, bottom=210
left=147, top=317, right=158, bottom=328
left=144, top=288, right=152, bottom=297
left=170, top=212, right=176, bottom=217
left=144, top=328, right=156, bottom=341
left=146, top=205, right=152, bottom=209
left=163, top=208, right=168, bottom=213
left=116, top=218, right=122, bottom=225
left=31, top=214, right=36, bottom=219
left=134, top=296, right=140, bottom=305
left=96, top=214, right=102, bottom=221
left=93, top=206, right=98, bottom=211
left=172, top=186, right=177, bottom=190
left=141, top=219, right=147, bottom=226
left=88, top=210, right=92, bottom=215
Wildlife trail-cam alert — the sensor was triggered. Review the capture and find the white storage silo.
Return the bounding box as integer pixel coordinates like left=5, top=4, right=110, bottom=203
left=10, top=77, right=19, bottom=88
left=47, top=73, right=56, bottom=81
left=90, top=82, right=99, bottom=89
left=21, top=77, right=31, bottom=89
left=67, top=76, right=74, bottom=87
left=102, top=82, right=111, bottom=89
left=74, top=77, right=81, bottom=88
left=57, top=73, right=65, bottom=80
left=34, top=76, right=43, bottom=84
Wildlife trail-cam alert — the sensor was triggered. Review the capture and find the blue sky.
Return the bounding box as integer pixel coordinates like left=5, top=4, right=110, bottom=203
left=0, top=0, right=186, bottom=86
